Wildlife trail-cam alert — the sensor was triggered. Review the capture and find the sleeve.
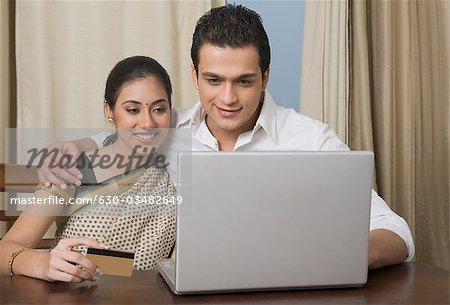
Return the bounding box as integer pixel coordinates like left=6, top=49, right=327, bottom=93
left=369, top=190, right=415, bottom=261
left=90, top=131, right=112, bottom=148
left=316, top=124, right=350, bottom=151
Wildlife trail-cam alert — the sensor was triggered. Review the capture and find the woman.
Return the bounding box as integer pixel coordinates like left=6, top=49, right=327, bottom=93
left=0, top=56, right=176, bottom=282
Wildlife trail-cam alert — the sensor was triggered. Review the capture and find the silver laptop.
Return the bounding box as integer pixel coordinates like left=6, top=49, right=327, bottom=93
left=157, top=151, right=373, bottom=294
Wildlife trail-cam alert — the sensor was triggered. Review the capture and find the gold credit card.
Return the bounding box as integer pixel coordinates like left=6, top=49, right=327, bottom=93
left=86, top=248, right=135, bottom=277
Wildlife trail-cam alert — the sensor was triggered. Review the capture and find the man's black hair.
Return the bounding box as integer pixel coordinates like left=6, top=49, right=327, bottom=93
left=191, top=4, right=271, bottom=76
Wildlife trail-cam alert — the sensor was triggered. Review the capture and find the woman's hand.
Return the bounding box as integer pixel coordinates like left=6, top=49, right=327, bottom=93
left=41, top=237, right=106, bottom=282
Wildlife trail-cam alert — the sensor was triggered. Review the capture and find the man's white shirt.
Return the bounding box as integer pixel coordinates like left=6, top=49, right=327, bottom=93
left=92, top=92, right=415, bottom=261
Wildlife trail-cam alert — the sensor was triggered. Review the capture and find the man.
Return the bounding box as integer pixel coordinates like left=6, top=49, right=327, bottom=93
left=38, top=4, right=414, bottom=269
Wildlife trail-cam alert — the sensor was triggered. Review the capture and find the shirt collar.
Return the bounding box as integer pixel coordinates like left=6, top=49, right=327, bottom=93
left=254, top=91, right=278, bottom=145
left=175, top=102, right=204, bottom=129
left=175, top=90, right=278, bottom=144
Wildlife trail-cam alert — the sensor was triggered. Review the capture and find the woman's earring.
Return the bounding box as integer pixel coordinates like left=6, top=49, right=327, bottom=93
left=108, top=117, right=115, bottom=124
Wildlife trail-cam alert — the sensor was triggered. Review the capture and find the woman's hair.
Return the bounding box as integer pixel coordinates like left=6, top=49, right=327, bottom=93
left=105, top=55, right=172, bottom=109
left=103, top=56, right=172, bottom=146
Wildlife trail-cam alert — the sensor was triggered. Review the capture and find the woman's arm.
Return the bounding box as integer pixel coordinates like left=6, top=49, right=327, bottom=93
left=0, top=190, right=104, bottom=282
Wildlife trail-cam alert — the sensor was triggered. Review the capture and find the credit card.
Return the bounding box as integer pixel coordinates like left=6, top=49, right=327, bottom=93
left=86, top=248, right=135, bottom=277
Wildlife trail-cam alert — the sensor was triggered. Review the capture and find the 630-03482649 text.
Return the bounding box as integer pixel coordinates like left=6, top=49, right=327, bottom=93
left=9, top=195, right=183, bottom=206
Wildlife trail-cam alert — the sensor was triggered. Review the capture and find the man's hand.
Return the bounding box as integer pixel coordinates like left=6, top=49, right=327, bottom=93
left=37, top=141, right=82, bottom=188
left=37, top=137, right=97, bottom=188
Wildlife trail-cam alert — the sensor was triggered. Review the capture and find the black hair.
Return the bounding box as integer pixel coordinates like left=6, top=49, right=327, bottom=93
left=191, top=4, right=270, bottom=76
left=103, top=56, right=172, bottom=146
left=105, top=55, right=172, bottom=109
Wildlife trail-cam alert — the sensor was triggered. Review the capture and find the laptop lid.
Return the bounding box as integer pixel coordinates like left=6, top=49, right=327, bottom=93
left=173, top=151, right=373, bottom=293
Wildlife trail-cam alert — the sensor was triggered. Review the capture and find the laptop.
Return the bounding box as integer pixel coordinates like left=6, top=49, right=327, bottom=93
left=157, top=151, right=373, bottom=294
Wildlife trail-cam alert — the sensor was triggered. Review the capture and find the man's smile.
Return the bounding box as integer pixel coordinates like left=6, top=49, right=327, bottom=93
left=214, top=105, right=243, bottom=117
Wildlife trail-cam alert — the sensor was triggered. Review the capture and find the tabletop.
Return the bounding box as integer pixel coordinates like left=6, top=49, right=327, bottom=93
left=1, top=262, right=448, bottom=305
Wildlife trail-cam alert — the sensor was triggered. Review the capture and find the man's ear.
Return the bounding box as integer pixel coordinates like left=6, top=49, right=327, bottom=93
left=104, top=100, right=113, bottom=120
left=191, top=64, right=199, bottom=90
left=262, top=67, right=270, bottom=90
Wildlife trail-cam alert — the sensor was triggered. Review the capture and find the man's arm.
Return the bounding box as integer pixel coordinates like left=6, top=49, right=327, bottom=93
left=368, top=191, right=415, bottom=269
left=74, top=137, right=99, bottom=151
left=368, top=229, right=408, bottom=269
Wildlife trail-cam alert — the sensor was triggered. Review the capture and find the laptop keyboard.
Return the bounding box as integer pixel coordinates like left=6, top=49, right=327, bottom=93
left=160, top=259, right=176, bottom=284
